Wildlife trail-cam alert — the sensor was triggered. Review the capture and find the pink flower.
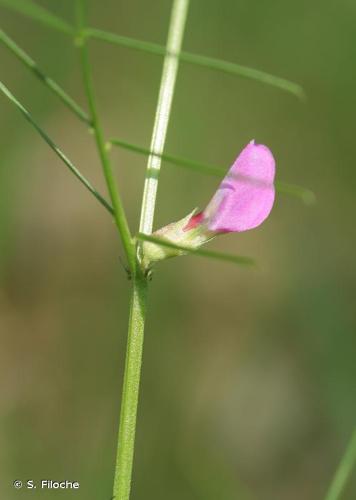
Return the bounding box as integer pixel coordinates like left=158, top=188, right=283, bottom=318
left=142, top=140, right=276, bottom=269
left=184, top=140, right=275, bottom=234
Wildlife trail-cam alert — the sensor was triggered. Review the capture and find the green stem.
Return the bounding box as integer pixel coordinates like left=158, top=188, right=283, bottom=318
left=324, top=428, right=356, bottom=500
left=112, top=2, right=189, bottom=500
left=75, top=1, right=135, bottom=273
left=112, top=274, right=148, bottom=500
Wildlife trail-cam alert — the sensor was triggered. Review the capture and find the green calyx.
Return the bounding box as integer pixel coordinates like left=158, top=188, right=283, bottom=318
left=140, top=209, right=214, bottom=271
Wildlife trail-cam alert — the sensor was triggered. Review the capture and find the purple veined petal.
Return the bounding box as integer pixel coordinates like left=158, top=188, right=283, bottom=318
left=203, top=140, right=276, bottom=233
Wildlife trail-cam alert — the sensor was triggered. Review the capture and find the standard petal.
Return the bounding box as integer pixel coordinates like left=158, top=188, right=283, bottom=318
left=204, top=141, right=276, bottom=232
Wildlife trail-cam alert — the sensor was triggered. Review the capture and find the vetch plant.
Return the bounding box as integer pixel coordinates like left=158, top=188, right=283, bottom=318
left=5, top=2, right=356, bottom=500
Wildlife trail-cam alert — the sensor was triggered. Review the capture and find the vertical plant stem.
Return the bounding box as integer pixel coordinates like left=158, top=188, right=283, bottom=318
left=324, top=428, right=356, bottom=500
left=139, top=0, right=190, bottom=235
left=112, top=273, right=147, bottom=500
left=112, top=2, right=189, bottom=500
left=76, top=0, right=136, bottom=273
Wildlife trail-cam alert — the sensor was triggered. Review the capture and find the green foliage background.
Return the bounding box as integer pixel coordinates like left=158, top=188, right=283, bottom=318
left=0, top=1, right=355, bottom=499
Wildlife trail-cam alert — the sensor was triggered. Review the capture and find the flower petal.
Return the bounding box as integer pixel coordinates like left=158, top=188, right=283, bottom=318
left=204, top=141, right=275, bottom=232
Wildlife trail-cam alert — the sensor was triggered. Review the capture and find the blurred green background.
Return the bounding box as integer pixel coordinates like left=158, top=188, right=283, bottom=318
left=1, top=1, right=355, bottom=499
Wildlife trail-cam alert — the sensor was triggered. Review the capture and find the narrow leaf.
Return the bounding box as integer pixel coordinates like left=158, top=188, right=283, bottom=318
left=85, top=28, right=304, bottom=99
left=110, top=138, right=315, bottom=205
left=180, top=51, right=305, bottom=100
left=85, top=27, right=165, bottom=56
left=324, top=428, right=356, bottom=500
left=0, top=29, right=90, bottom=124
left=275, top=180, right=316, bottom=205
left=138, top=233, right=256, bottom=267
left=110, top=137, right=221, bottom=177
left=0, top=80, right=113, bottom=215
left=0, top=0, right=74, bottom=34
